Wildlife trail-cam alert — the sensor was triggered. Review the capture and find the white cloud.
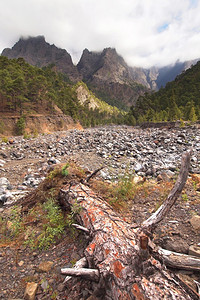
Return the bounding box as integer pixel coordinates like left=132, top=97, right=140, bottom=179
left=0, top=0, right=200, bottom=67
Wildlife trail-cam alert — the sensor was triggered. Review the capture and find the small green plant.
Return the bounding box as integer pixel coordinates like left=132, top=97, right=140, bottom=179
left=109, top=171, right=136, bottom=206
left=23, top=132, right=31, bottom=139
left=182, top=193, right=189, bottom=202
left=33, top=129, right=38, bottom=138
left=179, top=119, right=185, bottom=128
left=24, top=228, right=38, bottom=249
left=47, top=168, right=61, bottom=179
left=10, top=206, right=23, bottom=236
left=1, top=136, right=8, bottom=143
left=61, top=163, right=69, bottom=177
left=66, top=199, right=82, bottom=230
left=37, top=198, right=66, bottom=250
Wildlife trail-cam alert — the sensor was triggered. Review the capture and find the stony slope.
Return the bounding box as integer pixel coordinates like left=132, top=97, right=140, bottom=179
left=0, top=125, right=199, bottom=299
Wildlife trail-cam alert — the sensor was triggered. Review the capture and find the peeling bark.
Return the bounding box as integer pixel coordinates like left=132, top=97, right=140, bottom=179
left=59, top=151, right=199, bottom=299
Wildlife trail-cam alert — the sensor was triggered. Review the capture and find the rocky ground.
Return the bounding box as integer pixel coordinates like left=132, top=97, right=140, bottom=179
left=0, top=124, right=200, bottom=299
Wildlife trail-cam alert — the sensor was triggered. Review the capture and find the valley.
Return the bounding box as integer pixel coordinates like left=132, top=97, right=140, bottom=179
left=0, top=124, right=200, bottom=299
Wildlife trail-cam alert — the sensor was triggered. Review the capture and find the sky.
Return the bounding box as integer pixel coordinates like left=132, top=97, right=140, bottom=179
left=1, top=0, right=200, bottom=68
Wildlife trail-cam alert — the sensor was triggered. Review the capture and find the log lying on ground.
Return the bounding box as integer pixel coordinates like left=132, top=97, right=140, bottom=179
left=59, top=150, right=199, bottom=299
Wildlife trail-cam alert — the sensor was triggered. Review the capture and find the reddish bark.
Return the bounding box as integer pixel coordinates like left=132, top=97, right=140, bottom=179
left=59, top=150, right=199, bottom=299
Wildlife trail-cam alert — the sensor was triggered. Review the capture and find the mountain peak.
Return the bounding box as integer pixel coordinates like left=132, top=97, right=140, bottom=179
left=1, top=36, right=80, bottom=81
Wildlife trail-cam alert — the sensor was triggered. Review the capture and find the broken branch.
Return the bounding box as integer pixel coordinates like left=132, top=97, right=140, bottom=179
left=61, top=267, right=99, bottom=281
left=72, top=223, right=90, bottom=234
left=158, top=248, right=200, bottom=271
left=63, top=257, right=87, bottom=284
left=142, top=150, right=191, bottom=231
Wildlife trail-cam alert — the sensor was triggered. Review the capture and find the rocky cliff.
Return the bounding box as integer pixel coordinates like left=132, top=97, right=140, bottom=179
left=78, top=47, right=149, bottom=107
left=1, top=36, right=199, bottom=108
left=2, top=36, right=80, bottom=82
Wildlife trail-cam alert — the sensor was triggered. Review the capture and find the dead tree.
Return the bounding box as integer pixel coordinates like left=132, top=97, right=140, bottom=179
left=59, top=150, right=200, bottom=299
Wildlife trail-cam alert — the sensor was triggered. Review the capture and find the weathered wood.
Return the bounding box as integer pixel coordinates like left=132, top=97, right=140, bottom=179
left=85, top=166, right=104, bottom=183
left=61, top=267, right=99, bottom=281
left=158, top=248, right=200, bottom=271
left=72, top=223, right=90, bottom=234
left=63, top=257, right=87, bottom=283
left=142, top=150, right=191, bottom=231
left=59, top=177, right=196, bottom=298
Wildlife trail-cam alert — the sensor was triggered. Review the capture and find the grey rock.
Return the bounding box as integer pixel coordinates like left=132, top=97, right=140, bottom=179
left=0, top=177, right=10, bottom=189
left=162, top=237, right=189, bottom=254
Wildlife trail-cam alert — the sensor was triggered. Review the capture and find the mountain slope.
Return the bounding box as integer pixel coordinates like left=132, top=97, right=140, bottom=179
left=156, top=59, right=200, bottom=89
left=0, top=56, right=123, bottom=133
left=2, top=36, right=80, bottom=82
left=1, top=36, right=199, bottom=110
left=78, top=47, right=150, bottom=108
left=129, top=61, right=200, bottom=123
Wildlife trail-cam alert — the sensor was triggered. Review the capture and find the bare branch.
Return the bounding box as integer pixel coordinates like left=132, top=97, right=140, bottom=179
left=61, top=267, right=99, bottom=281
left=158, top=248, right=200, bottom=271
left=85, top=167, right=104, bottom=183
left=63, top=257, right=87, bottom=284
left=72, top=223, right=90, bottom=234
left=142, top=150, right=191, bottom=231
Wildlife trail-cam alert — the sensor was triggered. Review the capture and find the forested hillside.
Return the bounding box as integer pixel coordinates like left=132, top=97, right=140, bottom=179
left=0, top=56, right=123, bottom=127
left=128, top=61, right=200, bottom=124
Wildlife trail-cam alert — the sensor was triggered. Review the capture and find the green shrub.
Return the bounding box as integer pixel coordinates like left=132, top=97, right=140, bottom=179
left=16, top=116, right=26, bottom=135
left=1, top=136, right=8, bottom=143
left=61, top=163, right=69, bottom=176
left=0, top=121, right=5, bottom=134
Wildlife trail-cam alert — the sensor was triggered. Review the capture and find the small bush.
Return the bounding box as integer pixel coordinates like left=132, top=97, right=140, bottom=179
left=16, top=116, right=26, bottom=135
left=1, top=136, right=8, bottom=143
left=0, top=121, right=5, bottom=134
left=61, top=163, right=69, bottom=176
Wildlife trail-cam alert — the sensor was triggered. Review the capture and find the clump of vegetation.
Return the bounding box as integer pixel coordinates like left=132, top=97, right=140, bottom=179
left=128, top=61, right=200, bottom=124
left=16, top=116, right=26, bottom=135
left=61, top=163, right=69, bottom=176
left=37, top=198, right=66, bottom=250
left=0, top=56, right=124, bottom=127
left=0, top=120, right=5, bottom=134
left=1, top=136, right=8, bottom=143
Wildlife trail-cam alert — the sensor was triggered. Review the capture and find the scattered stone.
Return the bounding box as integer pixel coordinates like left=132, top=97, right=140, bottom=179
left=38, top=261, right=53, bottom=272
left=41, top=279, right=49, bottom=292
left=18, top=260, right=24, bottom=267
left=162, top=238, right=189, bottom=254
left=190, top=215, right=200, bottom=231
left=0, top=159, right=6, bottom=167
left=57, top=283, right=65, bottom=292
left=0, top=177, right=10, bottom=189
left=24, top=282, right=38, bottom=300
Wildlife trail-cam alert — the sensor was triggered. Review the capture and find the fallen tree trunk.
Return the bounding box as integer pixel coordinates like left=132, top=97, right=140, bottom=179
left=59, top=150, right=200, bottom=299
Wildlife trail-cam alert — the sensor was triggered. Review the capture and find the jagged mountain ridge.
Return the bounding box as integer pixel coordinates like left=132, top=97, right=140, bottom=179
left=77, top=47, right=149, bottom=108
left=2, top=36, right=80, bottom=82
left=1, top=36, right=199, bottom=108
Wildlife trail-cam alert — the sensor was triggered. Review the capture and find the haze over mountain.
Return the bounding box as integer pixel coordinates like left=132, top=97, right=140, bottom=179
left=1, top=36, right=199, bottom=108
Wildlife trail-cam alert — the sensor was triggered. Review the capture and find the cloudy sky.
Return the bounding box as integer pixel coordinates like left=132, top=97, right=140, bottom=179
left=1, top=0, right=200, bottom=67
